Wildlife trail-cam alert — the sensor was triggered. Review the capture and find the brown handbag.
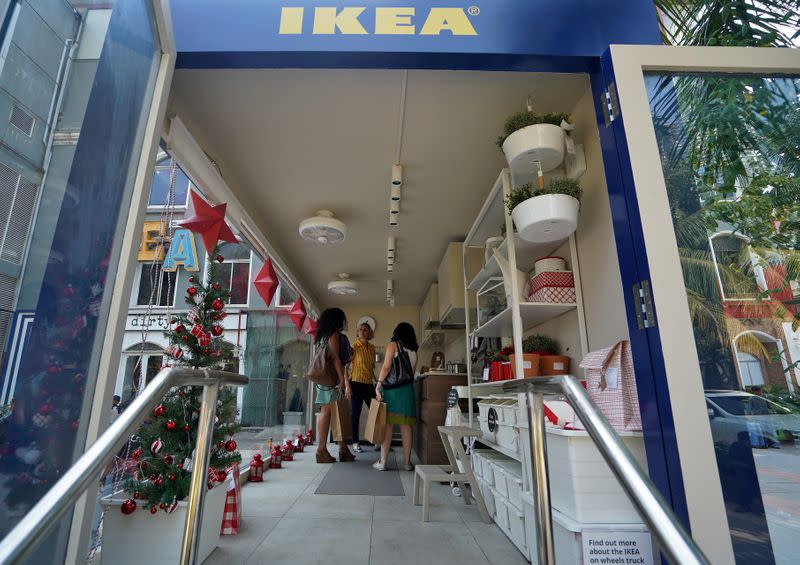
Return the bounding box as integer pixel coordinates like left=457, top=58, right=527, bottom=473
left=307, top=340, right=339, bottom=387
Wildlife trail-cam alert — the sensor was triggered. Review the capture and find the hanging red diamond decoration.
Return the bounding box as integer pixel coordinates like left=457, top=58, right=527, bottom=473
left=253, top=258, right=279, bottom=306
left=289, top=297, right=306, bottom=332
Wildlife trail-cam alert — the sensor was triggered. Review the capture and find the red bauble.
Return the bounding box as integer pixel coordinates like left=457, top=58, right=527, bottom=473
left=177, top=389, right=185, bottom=397
left=227, top=292, right=232, bottom=298
left=202, top=348, right=211, bottom=355
left=187, top=287, right=197, bottom=296
left=216, top=255, right=224, bottom=263
left=175, top=324, right=185, bottom=334
left=170, top=319, right=177, bottom=325
left=216, top=469, right=227, bottom=481
left=132, top=448, right=142, bottom=461
left=225, top=439, right=237, bottom=452
left=63, top=285, right=76, bottom=298
left=159, top=502, right=166, bottom=510
left=133, top=491, right=140, bottom=499
left=173, top=346, right=184, bottom=359
left=165, top=420, right=177, bottom=431
left=39, top=404, right=51, bottom=415
left=168, top=474, right=176, bottom=482
left=153, top=404, right=166, bottom=417
left=213, top=313, right=222, bottom=321
left=183, top=424, right=190, bottom=431
left=154, top=476, right=164, bottom=486
left=188, top=277, right=195, bottom=283
left=212, top=282, right=221, bottom=291
left=211, top=325, right=223, bottom=337
left=151, top=438, right=164, bottom=454
left=150, top=506, right=158, bottom=515
left=211, top=299, right=224, bottom=311
left=120, top=499, right=136, bottom=515
left=163, top=454, right=173, bottom=465
left=218, top=441, right=224, bottom=448
left=148, top=473, right=157, bottom=481
left=181, top=335, right=189, bottom=341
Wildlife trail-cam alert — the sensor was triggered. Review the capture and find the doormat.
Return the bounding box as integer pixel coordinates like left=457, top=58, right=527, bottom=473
left=315, top=449, right=405, bottom=496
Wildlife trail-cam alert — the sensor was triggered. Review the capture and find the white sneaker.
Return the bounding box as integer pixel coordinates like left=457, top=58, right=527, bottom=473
left=372, top=461, right=386, bottom=471
left=353, top=444, right=363, bottom=453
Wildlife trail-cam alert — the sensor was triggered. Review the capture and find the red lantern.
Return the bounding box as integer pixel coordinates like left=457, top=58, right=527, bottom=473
left=248, top=454, right=265, bottom=482
left=269, top=446, right=283, bottom=469
left=282, top=439, right=294, bottom=461
left=305, top=429, right=314, bottom=446
left=288, top=297, right=306, bottom=332
left=253, top=258, right=279, bottom=306
left=293, top=434, right=305, bottom=452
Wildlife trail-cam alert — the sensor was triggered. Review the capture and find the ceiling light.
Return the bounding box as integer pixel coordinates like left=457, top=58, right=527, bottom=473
left=327, top=273, right=358, bottom=295
left=387, top=264, right=394, bottom=272
left=388, top=236, right=396, bottom=252
left=392, top=164, right=403, bottom=186
left=299, top=210, right=346, bottom=245
left=390, top=200, right=400, bottom=215
left=389, top=212, right=398, bottom=227
left=390, top=296, right=396, bottom=307
left=391, top=185, right=401, bottom=201
left=387, top=280, right=393, bottom=292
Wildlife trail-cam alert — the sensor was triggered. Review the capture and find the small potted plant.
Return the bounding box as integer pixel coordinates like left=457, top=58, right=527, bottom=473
left=506, top=177, right=582, bottom=243
left=509, top=338, right=542, bottom=378
left=522, top=335, right=570, bottom=376
left=487, top=347, right=513, bottom=381
left=497, top=111, right=570, bottom=173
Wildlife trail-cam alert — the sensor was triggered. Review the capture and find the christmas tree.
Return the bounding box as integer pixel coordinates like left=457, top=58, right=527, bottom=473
left=123, top=246, right=241, bottom=515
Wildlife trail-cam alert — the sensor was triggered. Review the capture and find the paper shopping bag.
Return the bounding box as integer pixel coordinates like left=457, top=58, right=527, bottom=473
left=364, top=400, right=387, bottom=444
left=330, top=397, right=352, bottom=442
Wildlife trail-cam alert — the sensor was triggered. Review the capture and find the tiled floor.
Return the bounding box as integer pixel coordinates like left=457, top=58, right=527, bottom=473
left=203, top=444, right=529, bottom=565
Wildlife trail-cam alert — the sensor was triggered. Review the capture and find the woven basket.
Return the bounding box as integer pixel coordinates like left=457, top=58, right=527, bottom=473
left=534, top=256, right=566, bottom=275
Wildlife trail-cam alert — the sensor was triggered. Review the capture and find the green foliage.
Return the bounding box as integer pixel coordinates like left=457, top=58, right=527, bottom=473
left=762, top=385, right=800, bottom=414
left=505, top=177, right=582, bottom=215
left=522, top=335, right=559, bottom=355
left=496, top=111, right=570, bottom=149
left=125, top=245, right=241, bottom=512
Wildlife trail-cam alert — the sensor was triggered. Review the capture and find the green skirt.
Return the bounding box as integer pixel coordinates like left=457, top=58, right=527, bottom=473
left=315, top=384, right=340, bottom=406
left=383, top=383, right=416, bottom=425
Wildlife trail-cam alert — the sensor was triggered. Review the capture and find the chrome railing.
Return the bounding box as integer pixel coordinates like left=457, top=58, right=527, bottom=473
left=473, top=375, right=709, bottom=565
left=0, top=367, right=248, bottom=565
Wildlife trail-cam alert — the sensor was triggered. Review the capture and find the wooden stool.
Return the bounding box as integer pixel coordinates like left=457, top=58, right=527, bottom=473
left=412, top=426, right=491, bottom=523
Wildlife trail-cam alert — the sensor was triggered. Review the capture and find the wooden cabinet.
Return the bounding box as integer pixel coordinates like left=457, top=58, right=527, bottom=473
left=420, top=283, right=439, bottom=330
left=414, top=373, right=468, bottom=464
left=437, top=242, right=482, bottom=328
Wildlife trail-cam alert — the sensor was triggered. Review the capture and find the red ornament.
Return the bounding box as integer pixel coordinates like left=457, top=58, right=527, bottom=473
left=188, top=277, right=195, bottom=283
left=178, top=190, right=238, bottom=251
left=168, top=474, right=176, bottom=482
left=211, top=325, right=223, bottom=337
left=175, top=324, right=185, bottom=333
left=153, top=404, right=166, bottom=417
left=150, top=506, right=158, bottom=515
left=173, top=347, right=183, bottom=359
left=133, top=491, right=141, bottom=499
left=248, top=454, right=264, bottom=482
left=224, top=439, right=237, bottom=452
left=212, top=282, right=221, bottom=291
left=165, top=420, right=177, bottom=431
left=184, top=424, right=190, bottom=431
left=120, top=499, right=137, bottom=515
left=216, top=468, right=227, bottom=481
left=227, top=292, right=232, bottom=298
left=132, top=448, right=142, bottom=461
left=39, top=404, right=51, bottom=415
left=211, top=299, right=224, bottom=311
left=159, top=502, right=166, bottom=510
left=253, top=258, right=279, bottom=305
left=70, top=420, right=79, bottom=431
left=170, top=319, right=177, bottom=325
left=303, top=317, right=318, bottom=337
left=217, top=255, right=225, bottom=263
left=218, top=441, right=224, bottom=448
left=178, top=389, right=185, bottom=397
left=181, top=335, right=189, bottom=342
left=187, top=287, right=198, bottom=296
left=213, top=313, right=222, bottom=320
left=191, top=324, right=204, bottom=338
left=154, top=476, right=164, bottom=486
left=199, top=334, right=212, bottom=348
left=63, top=285, right=76, bottom=298
left=151, top=439, right=164, bottom=454
left=289, top=297, right=307, bottom=332
left=163, top=455, right=174, bottom=465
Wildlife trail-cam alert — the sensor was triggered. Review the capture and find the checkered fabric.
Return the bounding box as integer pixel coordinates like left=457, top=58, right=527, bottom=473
left=579, top=341, right=642, bottom=432
left=527, top=271, right=576, bottom=303
left=220, top=463, right=241, bottom=535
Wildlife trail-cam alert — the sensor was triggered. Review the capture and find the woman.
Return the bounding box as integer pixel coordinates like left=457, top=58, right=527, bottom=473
left=349, top=321, right=376, bottom=452
left=373, top=322, right=418, bottom=471
left=313, top=307, right=356, bottom=464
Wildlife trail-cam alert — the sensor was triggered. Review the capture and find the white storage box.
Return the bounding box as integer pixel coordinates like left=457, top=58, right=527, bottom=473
left=491, top=486, right=510, bottom=530
left=494, top=459, right=524, bottom=509
left=479, top=417, right=519, bottom=452
left=505, top=499, right=527, bottom=552
left=478, top=478, right=495, bottom=516
left=498, top=398, right=519, bottom=426
left=477, top=397, right=502, bottom=420
left=546, top=427, right=647, bottom=523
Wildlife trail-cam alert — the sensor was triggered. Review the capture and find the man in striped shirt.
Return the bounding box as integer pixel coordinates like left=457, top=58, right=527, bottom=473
left=349, top=322, right=377, bottom=452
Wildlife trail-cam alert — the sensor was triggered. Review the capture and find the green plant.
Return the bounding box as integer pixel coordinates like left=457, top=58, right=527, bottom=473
left=505, top=177, right=582, bottom=215
left=522, top=335, right=559, bottom=355
left=496, top=111, right=570, bottom=149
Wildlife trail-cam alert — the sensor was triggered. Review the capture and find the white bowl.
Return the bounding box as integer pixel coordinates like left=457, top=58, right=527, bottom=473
left=511, top=194, right=579, bottom=243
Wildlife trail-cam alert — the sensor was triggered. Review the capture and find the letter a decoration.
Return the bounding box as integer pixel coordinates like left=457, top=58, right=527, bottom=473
left=178, top=190, right=238, bottom=254
left=289, top=297, right=307, bottom=332
left=253, top=258, right=279, bottom=306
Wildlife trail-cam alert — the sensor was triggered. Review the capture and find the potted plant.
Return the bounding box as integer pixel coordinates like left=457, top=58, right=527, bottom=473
left=497, top=111, right=570, bottom=173
left=487, top=347, right=513, bottom=381
left=509, top=338, right=542, bottom=378
left=522, top=335, right=571, bottom=376
left=506, top=177, right=582, bottom=243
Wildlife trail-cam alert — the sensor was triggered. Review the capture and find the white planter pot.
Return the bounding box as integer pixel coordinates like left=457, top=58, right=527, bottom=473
left=100, top=480, right=227, bottom=565
left=502, top=123, right=566, bottom=173
left=511, top=194, right=579, bottom=243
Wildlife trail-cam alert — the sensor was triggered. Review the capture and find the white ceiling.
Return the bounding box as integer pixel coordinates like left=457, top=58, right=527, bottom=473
left=169, top=69, right=589, bottom=307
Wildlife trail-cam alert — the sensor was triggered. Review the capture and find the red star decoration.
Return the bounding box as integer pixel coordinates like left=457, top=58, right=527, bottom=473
left=178, top=191, right=238, bottom=253
left=303, top=317, right=318, bottom=337
left=289, top=297, right=307, bottom=332
left=254, top=258, right=279, bottom=306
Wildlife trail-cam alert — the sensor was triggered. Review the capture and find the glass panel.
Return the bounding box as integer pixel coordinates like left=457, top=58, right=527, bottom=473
left=0, top=0, right=161, bottom=559
left=136, top=265, right=176, bottom=307
left=230, top=262, right=250, bottom=305
left=647, top=72, right=800, bottom=564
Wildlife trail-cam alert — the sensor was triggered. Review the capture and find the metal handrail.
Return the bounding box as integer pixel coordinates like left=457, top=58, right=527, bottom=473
left=473, top=375, right=710, bottom=565
left=0, top=367, right=249, bottom=565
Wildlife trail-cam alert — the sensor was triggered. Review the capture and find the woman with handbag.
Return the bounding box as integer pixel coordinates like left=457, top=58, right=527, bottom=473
left=310, top=308, right=356, bottom=464
left=373, top=322, right=418, bottom=471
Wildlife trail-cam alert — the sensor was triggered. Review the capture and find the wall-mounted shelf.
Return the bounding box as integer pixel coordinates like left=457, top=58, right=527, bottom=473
left=471, top=302, right=577, bottom=338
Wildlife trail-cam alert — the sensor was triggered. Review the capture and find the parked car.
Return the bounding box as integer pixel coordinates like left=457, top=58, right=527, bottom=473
left=705, top=390, right=800, bottom=448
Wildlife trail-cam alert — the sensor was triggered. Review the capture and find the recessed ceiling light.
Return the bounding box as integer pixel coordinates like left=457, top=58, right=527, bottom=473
left=327, top=273, right=358, bottom=295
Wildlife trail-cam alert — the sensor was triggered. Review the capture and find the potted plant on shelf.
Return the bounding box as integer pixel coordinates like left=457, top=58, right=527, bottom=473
left=487, top=347, right=513, bottom=382
left=497, top=111, right=570, bottom=173
left=522, top=334, right=570, bottom=376
left=509, top=338, right=542, bottom=378
left=506, top=177, right=582, bottom=243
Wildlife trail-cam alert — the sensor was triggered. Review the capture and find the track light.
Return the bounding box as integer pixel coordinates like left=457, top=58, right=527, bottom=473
left=391, top=184, right=401, bottom=201
left=388, top=265, right=394, bottom=272
left=389, top=212, right=398, bottom=226
left=388, top=237, right=396, bottom=260
left=390, top=200, right=400, bottom=215
left=387, top=280, right=393, bottom=292
left=391, top=164, right=403, bottom=186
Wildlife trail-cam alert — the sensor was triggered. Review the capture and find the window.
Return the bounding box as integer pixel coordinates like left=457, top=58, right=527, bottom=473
left=118, top=347, right=164, bottom=401
left=148, top=165, right=190, bottom=207
left=215, top=243, right=250, bottom=306
left=278, top=283, right=297, bottom=307
left=0, top=162, right=38, bottom=265
left=136, top=264, right=177, bottom=307
left=736, top=352, right=765, bottom=388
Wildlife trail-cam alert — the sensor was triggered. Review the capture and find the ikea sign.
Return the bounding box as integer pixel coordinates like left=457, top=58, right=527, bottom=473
left=278, top=6, right=478, bottom=36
